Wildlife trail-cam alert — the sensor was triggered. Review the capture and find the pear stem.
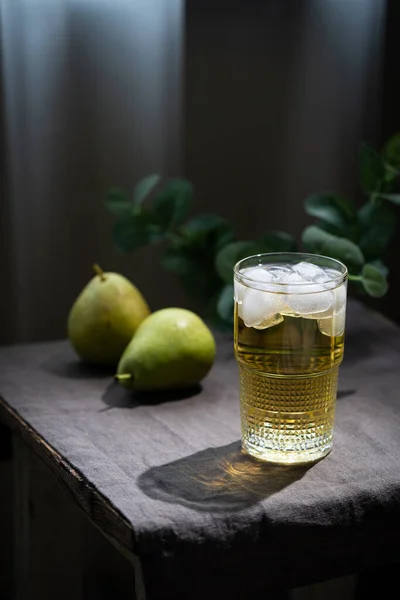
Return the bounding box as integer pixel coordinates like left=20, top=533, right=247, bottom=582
left=115, top=373, right=133, bottom=381
left=93, top=263, right=106, bottom=281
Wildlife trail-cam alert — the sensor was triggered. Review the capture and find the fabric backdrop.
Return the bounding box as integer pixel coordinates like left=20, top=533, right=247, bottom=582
left=0, top=0, right=185, bottom=344
left=0, top=0, right=386, bottom=344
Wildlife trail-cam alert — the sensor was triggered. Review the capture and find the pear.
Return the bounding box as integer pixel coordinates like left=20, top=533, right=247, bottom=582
left=68, top=264, right=150, bottom=366
left=115, top=308, right=216, bottom=391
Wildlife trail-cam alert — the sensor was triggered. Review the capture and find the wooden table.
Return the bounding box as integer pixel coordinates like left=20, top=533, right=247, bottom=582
left=1, top=300, right=400, bottom=599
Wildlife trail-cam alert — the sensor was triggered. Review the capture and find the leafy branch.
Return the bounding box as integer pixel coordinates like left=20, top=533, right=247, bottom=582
left=104, top=133, right=400, bottom=329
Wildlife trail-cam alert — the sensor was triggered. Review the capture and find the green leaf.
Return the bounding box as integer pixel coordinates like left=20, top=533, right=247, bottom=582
left=112, top=213, right=162, bottom=252
left=258, top=231, right=297, bottom=252
left=153, top=179, right=194, bottom=230
left=302, top=225, right=364, bottom=271
left=215, top=236, right=292, bottom=284
left=361, top=263, right=388, bottom=297
left=133, top=174, right=160, bottom=206
left=369, top=259, right=389, bottom=277
left=215, top=227, right=236, bottom=251
left=357, top=202, right=396, bottom=259
left=382, top=133, right=400, bottom=171
left=378, top=193, right=400, bottom=205
left=359, top=142, right=386, bottom=194
left=215, top=241, right=258, bottom=284
left=161, top=247, right=192, bottom=275
left=163, top=221, right=230, bottom=307
left=313, top=220, right=345, bottom=236
left=104, top=188, right=130, bottom=215
left=184, top=214, right=235, bottom=251
left=179, top=269, right=221, bottom=309
left=216, top=284, right=234, bottom=325
left=304, top=193, right=357, bottom=231
left=383, top=166, right=399, bottom=185
left=185, top=213, right=227, bottom=232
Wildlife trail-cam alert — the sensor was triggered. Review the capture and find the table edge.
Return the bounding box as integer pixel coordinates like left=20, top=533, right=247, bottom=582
left=0, top=395, right=136, bottom=559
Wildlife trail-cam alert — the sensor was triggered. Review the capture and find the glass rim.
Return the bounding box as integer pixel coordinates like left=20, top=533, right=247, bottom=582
left=234, top=251, right=348, bottom=290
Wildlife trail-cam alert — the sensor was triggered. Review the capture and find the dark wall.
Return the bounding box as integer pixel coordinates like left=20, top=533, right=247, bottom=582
left=184, top=1, right=309, bottom=242
left=0, top=1, right=186, bottom=345
left=378, top=0, right=400, bottom=323
left=1, top=1, right=398, bottom=344
left=185, top=0, right=400, bottom=324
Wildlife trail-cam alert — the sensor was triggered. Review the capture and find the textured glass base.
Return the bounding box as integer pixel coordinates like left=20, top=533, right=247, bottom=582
left=239, top=366, right=338, bottom=465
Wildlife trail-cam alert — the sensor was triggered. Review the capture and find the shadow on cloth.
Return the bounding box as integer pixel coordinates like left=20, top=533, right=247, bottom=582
left=42, top=354, right=115, bottom=379
left=137, top=440, right=310, bottom=512
left=337, top=389, right=356, bottom=400
left=100, top=380, right=202, bottom=410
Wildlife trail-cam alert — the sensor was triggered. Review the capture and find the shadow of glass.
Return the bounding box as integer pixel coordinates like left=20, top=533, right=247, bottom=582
left=337, top=389, right=356, bottom=400
left=100, top=381, right=202, bottom=411
left=138, top=441, right=310, bottom=512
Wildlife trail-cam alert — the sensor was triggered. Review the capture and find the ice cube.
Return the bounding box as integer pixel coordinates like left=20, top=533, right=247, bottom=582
left=325, top=267, right=342, bottom=280
left=318, top=308, right=346, bottom=337
left=313, top=271, right=331, bottom=284
left=241, top=267, right=276, bottom=291
left=243, top=267, right=275, bottom=281
left=253, top=313, right=284, bottom=330
left=285, top=284, right=334, bottom=315
left=234, top=280, right=247, bottom=304
left=293, top=261, right=328, bottom=282
left=241, top=288, right=284, bottom=328
left=267, top=265, right=293, bottom=280
left=316, top=267, right=343, bottom=288
left=284, top=271, right=306, bottom=285
left=302, top=282, right=347, bottom=319
left=234, top=280, right=247, bottom=320
left=235, top=267, right=273, bottom=313
left=333, top=283, right=347, bottom=313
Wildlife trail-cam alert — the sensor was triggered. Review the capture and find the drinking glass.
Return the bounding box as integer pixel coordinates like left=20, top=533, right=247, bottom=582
left=234, top=252, right=347, bottom=465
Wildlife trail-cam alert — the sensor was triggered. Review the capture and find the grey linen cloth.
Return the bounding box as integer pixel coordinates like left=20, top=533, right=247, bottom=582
left=1, top=299, right=400, bottom=598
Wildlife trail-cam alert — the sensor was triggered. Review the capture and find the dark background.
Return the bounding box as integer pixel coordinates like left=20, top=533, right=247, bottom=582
left=380, top=0, right=400, bottom=321
left=1, top=0, right=400, bottom=345
left=185, top=0, right=400, bottom=324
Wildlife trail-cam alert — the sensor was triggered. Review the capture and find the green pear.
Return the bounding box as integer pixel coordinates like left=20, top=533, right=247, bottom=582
left=68, top=264, right=150, bottom=366
left=115, top=308, right=216, bottom=391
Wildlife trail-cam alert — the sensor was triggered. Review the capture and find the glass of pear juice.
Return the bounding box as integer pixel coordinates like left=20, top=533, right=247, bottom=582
left=233, top=252, right=348, bottom=465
